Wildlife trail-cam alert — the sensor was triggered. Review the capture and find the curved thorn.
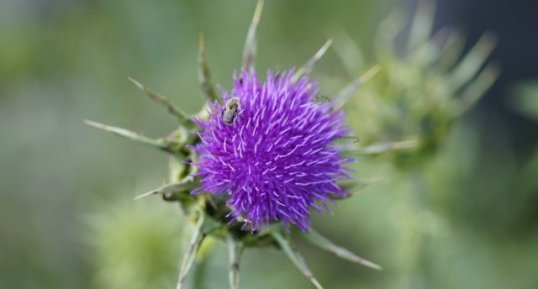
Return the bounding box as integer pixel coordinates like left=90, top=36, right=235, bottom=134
left=332, top=65, right=380, bottom=109
left=134, top=190, right=160, bottom=200
left=455, top=64, right=500, bottom=115
left=450, top=32, right=497, bottom=91
left=198, top=33, right=219, bottom=102
left=127, top=77, right=193, bottom=126
left=176, top=213, right=205, bottom=289
left=242, top=0, right=264, bottom=70
left=302, top=230, right=382, bottom=270
left=134, top=182, right=192, bottom=200
left=272, top=231, right=324, bottom=289
left=353, top=139, right=420, bottom=155
left=84, top=120, right=168, bottom=150
left=292, top=39, right=333, bottom=83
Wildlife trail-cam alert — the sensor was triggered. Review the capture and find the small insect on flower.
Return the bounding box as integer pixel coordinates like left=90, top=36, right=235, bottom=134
left=222, top=97, right=241, bottom=125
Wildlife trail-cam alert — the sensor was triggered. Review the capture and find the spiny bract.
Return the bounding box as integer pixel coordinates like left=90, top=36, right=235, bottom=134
left=196, top=70, right=352, bottom=231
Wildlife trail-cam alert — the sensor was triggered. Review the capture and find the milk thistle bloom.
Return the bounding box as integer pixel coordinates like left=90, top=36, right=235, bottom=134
left=196, top=70, right=350, bottom=231
left=86, top=1, right=385, bottom=288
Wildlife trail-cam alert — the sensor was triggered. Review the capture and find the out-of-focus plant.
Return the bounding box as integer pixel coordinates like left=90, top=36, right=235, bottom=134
left=512, top=81, right=538, bottom=122
left=329, top=1, right=499, bottom=288
left=366, top=2, right=498, bottom=288
left=339, top=1, right=499, bottom=168
left=88, top=199, right=182, bottom=289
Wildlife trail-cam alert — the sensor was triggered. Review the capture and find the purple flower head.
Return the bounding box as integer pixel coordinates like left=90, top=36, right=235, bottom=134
left=196, top=69, right=351, bottom=231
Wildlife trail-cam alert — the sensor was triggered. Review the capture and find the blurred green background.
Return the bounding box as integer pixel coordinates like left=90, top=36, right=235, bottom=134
left=1, top=0, right=537, bottom=289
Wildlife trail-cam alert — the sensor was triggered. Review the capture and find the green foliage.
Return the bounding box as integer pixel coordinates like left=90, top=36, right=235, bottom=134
left=88, top=199, right=182, bottom=289
left=512, top=81, right=538, bottom=121
left=341, top=3, right=498, bottom=167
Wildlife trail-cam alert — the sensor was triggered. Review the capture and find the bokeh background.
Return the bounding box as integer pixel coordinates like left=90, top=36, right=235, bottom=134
left=1, top=0, right=537, bottom=289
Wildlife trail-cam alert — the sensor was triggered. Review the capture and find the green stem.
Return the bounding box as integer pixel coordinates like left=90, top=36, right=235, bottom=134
left=407, top=170, right=433, bottom=289
left=192, top=254, right=210, bottom=289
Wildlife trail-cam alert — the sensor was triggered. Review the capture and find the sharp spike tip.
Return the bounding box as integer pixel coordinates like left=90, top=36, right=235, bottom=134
left=293, top=39, right=333, bottom=83
left=127, top=77, right=193, bottom=126
left=332, top=65, right=381, bottom=109
left=242, top=0, right=265, bottom=70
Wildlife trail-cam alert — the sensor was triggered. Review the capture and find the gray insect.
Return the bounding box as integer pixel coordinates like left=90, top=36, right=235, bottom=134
left=222, top=97, right=241, bottom=125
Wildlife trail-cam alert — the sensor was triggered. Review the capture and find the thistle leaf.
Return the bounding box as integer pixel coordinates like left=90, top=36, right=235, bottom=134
left=331, top=65, right=380, bottom=109
left=84, top=120, right=168, bottom=150
left=127, top=77, right=194, bottom=127
left=176, top=212, right=206, bottom=289
left=198, top=33, right=219, bottom=102
left=242, top=0, right=264, bottom=70
left=292, top=39, right=333, bottom=83
left=272, top=231, right=324, bottom=289
left=302, top=230, right=382, bottom=270
left=227, top=236, right=244, bottom=289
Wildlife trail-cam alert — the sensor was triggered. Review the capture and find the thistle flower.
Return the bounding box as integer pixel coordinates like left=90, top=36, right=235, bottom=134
left=196, top=70, right=350, bottom=231
left=86, top=1, right=384, bottom=288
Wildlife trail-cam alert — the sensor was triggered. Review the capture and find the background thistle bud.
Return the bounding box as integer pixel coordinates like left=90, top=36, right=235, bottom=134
left=338, top=1, right=499, bottom=168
